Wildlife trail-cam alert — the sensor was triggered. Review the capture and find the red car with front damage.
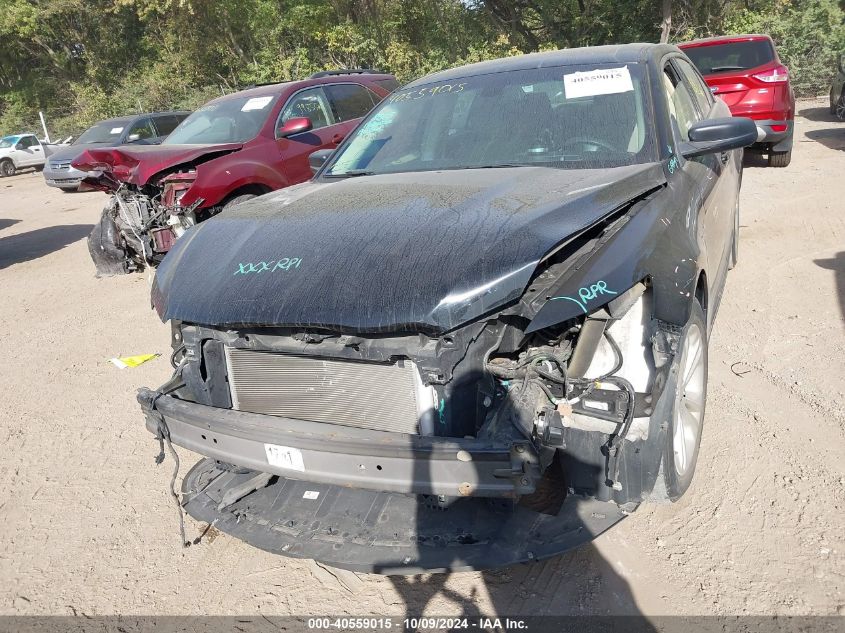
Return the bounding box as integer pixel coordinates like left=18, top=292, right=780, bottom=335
left=679, top=34, right=795, bottom=167
left=76, top=70, right=398, bottom=275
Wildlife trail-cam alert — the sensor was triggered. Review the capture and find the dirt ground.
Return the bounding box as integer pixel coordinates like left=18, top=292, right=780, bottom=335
left=1, top=97, right=844, bottom=617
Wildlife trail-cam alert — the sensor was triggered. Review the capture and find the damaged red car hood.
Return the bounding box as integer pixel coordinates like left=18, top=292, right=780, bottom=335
left=71, top=143, right=243, bottom=186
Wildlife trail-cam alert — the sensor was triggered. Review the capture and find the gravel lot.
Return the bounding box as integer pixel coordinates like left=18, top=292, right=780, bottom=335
left=1, top=98, right=843, bottom=617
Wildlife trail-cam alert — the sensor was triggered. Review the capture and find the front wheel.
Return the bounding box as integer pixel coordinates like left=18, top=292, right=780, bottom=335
left=0, top=159, right=15, bottom=177
left=651, top=299, right=708, bottom=502
left=223, top=193, right=256, bottom=209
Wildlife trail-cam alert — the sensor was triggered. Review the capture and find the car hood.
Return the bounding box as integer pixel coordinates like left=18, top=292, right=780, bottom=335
left=71, top=143, right=243, bottom=185
left=153, top=164, right=665, bottom=333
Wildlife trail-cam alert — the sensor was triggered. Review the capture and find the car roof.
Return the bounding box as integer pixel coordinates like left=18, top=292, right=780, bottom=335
left=206, top=72, right=397, bottom=105
left=678, top=34, right=773, bottom=48
left=406, top=43, right=675, bottom=86
left=92, top=111, right=191, bottom=126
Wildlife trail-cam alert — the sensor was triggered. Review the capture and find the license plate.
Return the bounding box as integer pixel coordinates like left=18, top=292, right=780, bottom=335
left=264, top=443, right=305, bottom=472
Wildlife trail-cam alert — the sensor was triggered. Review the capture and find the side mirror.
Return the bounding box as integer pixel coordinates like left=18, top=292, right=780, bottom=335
left=679, top=117, right=758, bottom=159
left=308, top=149, right=334, bottom=174
left=278, top=117, right=313, bottom=138
left=127, top=133, right=141, bottom=142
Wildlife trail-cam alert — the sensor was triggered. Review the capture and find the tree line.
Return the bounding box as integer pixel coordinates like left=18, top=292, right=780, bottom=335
left=0, top=0, right=843, bottom=137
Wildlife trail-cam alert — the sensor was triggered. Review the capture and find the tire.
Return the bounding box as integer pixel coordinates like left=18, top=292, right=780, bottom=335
left=836, top=89, right=845, bottom=121
left=728, top=199, right=739, bottom=270
left=33, top=165, right=44, bottom=172
left=768, top=150, right=791, bottom=168
left=59, top=187, right=77, bottom=193
left=650, top=299, right=708, bottom=502
left=0, top=159, right=15, bottom=177
left=223, top=193, right=256, bottom=209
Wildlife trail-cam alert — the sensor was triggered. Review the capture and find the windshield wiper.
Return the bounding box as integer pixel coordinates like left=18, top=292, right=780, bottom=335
left=325, top=169, right=375, bottom=178
left=471, top=163, right=531, bottom=169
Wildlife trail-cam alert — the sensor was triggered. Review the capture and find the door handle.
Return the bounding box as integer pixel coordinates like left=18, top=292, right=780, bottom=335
left=331, top=133, right=345, bottom=144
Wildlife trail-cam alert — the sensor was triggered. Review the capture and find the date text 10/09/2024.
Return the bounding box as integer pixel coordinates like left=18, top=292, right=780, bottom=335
left=307, top=618, right=528, bottom=631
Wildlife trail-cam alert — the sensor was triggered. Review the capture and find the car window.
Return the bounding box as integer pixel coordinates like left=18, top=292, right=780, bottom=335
left=662, top=63, right=701, bottom=141
left=374, top=77, right=400, bottom=92
left=153, top=115, right=183, bottom=137
left=683, top=40, right=775, bottom=75
left=17, top=135, right=36, bottom=148
left=126, top=118, right=156, bottom=142
left=165, top=95, right=277, bottom=144
left=324, top=83, right=377, bottom=122
left=674, top=58, right=713, bottom=115
left=277, top=87, right=334, bottom=135
left=76, top=122, right=126, bottom=145
left=325, top=63, right=656, bottom=176
left=0, top=136, right=19, bottom=149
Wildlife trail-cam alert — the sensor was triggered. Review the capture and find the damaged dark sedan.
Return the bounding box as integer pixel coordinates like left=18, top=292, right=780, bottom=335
left=140, top=44, right=756, bottom=573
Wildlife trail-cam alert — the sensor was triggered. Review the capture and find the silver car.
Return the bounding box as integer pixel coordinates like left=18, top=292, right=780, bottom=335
left=43, top=111, right=189, bottom=191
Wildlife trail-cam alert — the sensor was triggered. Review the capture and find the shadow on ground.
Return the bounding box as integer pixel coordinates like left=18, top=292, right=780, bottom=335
left=797, top=106, right=839, bottom=123
left=804, top=128, right=845, bottom=152
left=0, top=218, right=21, bottom=232
left=0, top=224, right=93, bottom=269
left=386, top=543, right=647, bottom=616
left=815, top=251, right=845, bottom=329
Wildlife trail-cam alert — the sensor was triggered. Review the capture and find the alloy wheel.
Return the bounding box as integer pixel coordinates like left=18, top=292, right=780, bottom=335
left=673, top=322, right=706, bottom=476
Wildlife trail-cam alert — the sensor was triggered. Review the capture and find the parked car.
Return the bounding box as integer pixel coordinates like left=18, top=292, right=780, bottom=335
left=831, top=52, right=845, bottom=121
left=138, top=44, right=755, bottom=572
left=0, top=133, right=50, bottom=176
left=74, top=70, right=399, bottom=276
left=43, top=111, right=190, bottom=192
left=679, top=34, right=795, bottom=167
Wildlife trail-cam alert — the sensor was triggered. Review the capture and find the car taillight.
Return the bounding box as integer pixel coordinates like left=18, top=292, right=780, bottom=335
left=770, top=124, right=788, bottom=132
left=753, top=65, right=789, bottom=83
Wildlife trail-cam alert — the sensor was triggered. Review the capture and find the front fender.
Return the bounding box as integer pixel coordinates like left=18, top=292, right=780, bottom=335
left=526, top=190, right=701, bottom=332
left=182, top=158, right=287, bottom=208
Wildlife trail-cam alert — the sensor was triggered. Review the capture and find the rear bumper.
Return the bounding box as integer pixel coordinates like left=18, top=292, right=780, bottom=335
left=138, top=389, right=541, bottom=498
left=748, top=119, right=793, bottom=151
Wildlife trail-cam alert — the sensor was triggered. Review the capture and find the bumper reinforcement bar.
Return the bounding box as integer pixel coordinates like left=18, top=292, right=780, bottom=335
left=138, top=389, right=541, bottom=498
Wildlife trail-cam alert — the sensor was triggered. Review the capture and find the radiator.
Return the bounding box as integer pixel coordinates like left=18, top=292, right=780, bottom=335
left=224, top=348, right=434, bottom=435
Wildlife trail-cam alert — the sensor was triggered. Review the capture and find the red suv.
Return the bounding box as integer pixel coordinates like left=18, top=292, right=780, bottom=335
left=76, top=70, right=398, bottom=275
left=679, top=34, right=795, bottom=167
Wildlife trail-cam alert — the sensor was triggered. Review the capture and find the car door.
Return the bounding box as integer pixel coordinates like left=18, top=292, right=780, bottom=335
left=275, top=86, right=341, bottom=184
left=673, top=56, right=737, bottom=279
left=13, top=135, right=38, bottom=166
left=661, top=59, right=725, bottom=297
